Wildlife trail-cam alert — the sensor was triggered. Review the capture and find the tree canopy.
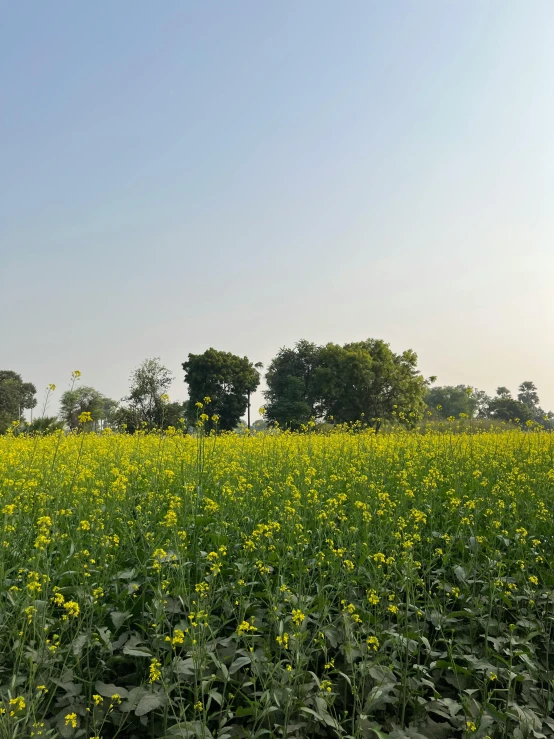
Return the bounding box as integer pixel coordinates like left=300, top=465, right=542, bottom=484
left=60, top=386, right=107, bottom=430
left=4, top=354, right=554, bottom=437
left=183, top=348, right=261, bottom=431
left=487, top=386, right=534, bottom=425
left=425, top=385, right=491, bottom=419
left=518, top=381, right=540, bottom=408
left=426, top=381, right=553, bottom=429
left=264, top=339, right=428, bottom=430
left=485, top=381, right=553, bottom=427
left=0, top=371, right=37, bottom=433
left=121, top=358, right=176, bottom=431
left=263, top=340, right=321, bottom=429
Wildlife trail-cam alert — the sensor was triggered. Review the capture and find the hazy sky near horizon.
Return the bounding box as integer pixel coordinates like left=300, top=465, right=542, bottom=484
left=2, top=1, right=554, bottom=417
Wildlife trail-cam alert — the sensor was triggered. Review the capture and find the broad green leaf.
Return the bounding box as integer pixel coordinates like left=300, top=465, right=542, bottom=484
left=229, top=655, right=251, bottom=674
left=117, top=569, right=136, bottom=579
left=94, top=681, right=129, bottom=699
left=167, top=721, right=213, bottom=737
left=110, top=610, right=131, bottom=629
left=135, top=692, right=165, bottom=716
left=72, top=633, right=88, bottom=656
left=123, top=633, right=152, bottom=657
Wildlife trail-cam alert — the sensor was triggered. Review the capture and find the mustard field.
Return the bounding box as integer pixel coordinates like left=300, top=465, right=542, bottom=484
left=1, top=428, right=553, bottom=738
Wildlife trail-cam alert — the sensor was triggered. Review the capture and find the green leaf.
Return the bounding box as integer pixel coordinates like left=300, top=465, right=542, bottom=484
left=94, top=681, right=129, bottom=699
left=117, top=569, right=136, bottom=580
left=72, top=633, right=88, bottom=656
left=300, top=707, right=324, bottom=722
left=52, top=678, right=82, bottom=697
left=229, top=655, right=251, bottom=674
left=97, top=627, right=111, bottom=645
left=135, top=692, right=165, bottom=716
left=123, top=645, right=152, bottom=657
left=207, top=689, right=223, bottom=706
left=433, top=660, right=471, bottom=675
left=235, top=706, right=254, bottom=718
left=175, top=657, right=195, bottom=676
left=454, top=565, right=468, bottom=583
left=123, top=633, right=152, bottom=657
left=110, top=610, right=131, bottom=629
left=119, top=686, right=150, bottom=713
left=167, top=721, right=213, bottom=737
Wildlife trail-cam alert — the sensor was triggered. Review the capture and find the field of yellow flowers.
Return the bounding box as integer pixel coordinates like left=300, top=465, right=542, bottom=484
left=1, top=428, right=554, bottom=739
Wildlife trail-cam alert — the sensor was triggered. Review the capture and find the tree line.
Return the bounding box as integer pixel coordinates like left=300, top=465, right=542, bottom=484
left=1, top=339, right=553, bottom=434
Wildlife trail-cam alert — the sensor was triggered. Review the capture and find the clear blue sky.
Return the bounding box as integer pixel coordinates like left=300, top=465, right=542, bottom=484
left=2, top=1, right=554, bottom=416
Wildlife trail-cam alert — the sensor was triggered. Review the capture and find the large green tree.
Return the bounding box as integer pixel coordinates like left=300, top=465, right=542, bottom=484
left=517, top=381, right=554, bottom=429
left=491, top=381, right=552, bottom=428
left=123, top=358, right=174, bottom=430
left=183, top=349, right=261, bottom=431
left=517, top=381, right=540, bottom=410
left=487, top=386, right=533, bottom=425
left=0, top=371, right=37, bottom=433
left=113, top=400, right=185, bottom=433
left=313, top=342, right=375, bottom=424
left=425, top=385, right=490, bottom=419
left=183, top=348, right=260, bottom=431
left=263, top=340, right=322, bottom=429
left=100, top=397, right=120, bottom=428
left=326, top=339, right=428, bottom=430
left=265, top=338, right=429, bottom=431
left=60, top=385, right=115, bottom=430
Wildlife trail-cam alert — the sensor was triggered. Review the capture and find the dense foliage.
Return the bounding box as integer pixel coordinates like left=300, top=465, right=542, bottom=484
left=426, top=382, right=554, bottom=430
left=183, top=349, right=261, bottom=431
left=59, top=387, right=118, bottom=431
left=424, top=386, right=490, bottom=421
left=264, top=340, right=428, bottom=430
left=0, top=370, right=37, bottom=434
left=1, top=427, right=553, bottom=738
left=115, top=359, right=185, bottom=432
left=2, top=346, right=553, bottom=435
